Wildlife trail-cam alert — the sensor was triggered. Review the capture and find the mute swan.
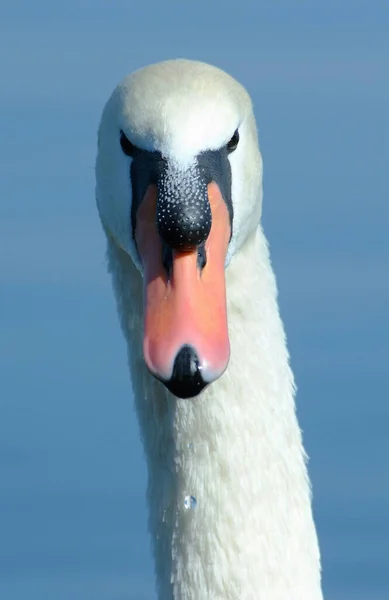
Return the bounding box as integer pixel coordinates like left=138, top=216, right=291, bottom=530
left=95, top=59, right=322, bottom=600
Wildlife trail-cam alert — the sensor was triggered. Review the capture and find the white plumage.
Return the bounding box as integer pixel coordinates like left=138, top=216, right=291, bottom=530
left=96, top=59, right=323, bottom=600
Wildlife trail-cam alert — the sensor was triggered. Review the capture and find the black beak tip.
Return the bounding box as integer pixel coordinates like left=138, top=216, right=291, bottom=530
left=163, top=345, right=208, bottom=399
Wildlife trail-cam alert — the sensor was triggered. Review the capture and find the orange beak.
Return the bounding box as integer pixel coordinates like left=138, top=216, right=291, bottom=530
left=135, top=181, right=231, bottom=398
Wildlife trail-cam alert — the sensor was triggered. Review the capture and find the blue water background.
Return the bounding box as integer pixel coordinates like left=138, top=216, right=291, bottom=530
left=0, top=2, right=387, bottom=598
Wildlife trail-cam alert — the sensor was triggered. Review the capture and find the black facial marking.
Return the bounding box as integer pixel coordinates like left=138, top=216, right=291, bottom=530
left=197, top=147, right=233, bottom=227
left=130, top=148, right=163, bottom=237
left=127, top=138, right=234, bottom=261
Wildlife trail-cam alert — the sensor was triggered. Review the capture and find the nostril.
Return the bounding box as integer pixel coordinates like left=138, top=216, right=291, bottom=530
left=161, top=242, right=206, bottom=276
left=165, top=345, right=208, bottom=399
left=197, top=244, right=207, bottom=270
left=162, top=242, right=173, bottom=278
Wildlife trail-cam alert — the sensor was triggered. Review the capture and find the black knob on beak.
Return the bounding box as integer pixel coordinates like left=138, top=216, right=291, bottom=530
left=156, top=165, right=212, bottom=251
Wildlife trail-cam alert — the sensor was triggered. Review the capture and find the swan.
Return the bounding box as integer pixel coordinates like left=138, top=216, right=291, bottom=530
left=95, top=59, right=323, bottom=600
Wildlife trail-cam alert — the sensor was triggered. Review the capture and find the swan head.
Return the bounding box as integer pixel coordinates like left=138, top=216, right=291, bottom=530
left=96, top=59, right=263, bottom=399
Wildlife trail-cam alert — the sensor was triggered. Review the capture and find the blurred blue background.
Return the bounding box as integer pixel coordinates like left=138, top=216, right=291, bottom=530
left=0, top=2, right=387, bottom=598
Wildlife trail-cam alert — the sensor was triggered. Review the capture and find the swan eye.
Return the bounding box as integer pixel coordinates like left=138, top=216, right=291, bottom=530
left=120, top=130, right=134, bottom=157
left=227, top=129, right=239, bottom=153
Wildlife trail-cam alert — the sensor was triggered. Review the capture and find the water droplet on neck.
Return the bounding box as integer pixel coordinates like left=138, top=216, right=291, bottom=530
left=187, top=442, right=194, bottom=451
left=184, top=495, right=197, bottom=510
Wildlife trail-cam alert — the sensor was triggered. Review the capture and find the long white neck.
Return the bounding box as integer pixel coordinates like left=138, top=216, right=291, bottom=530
left=106, top=227, right=322, bottom=600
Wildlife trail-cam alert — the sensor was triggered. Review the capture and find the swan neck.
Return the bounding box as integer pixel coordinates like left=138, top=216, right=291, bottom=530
left=107, top=228, right=322, bottom=600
